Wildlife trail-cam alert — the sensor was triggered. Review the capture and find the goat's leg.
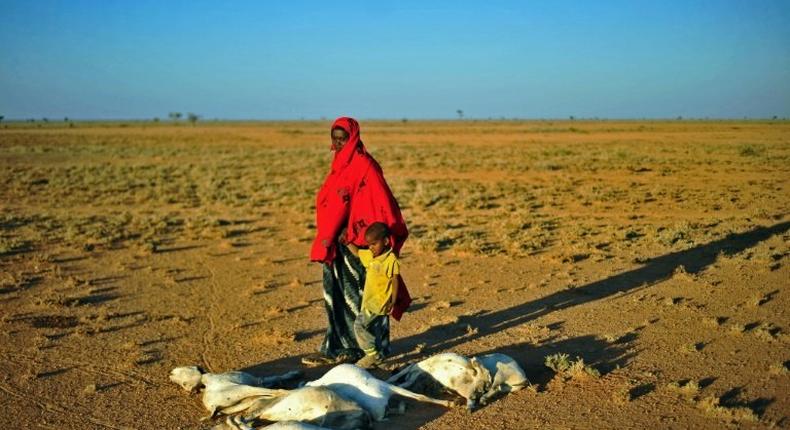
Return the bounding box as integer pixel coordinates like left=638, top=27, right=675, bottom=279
left=225, top=415, right=254, bottom=430
left=386, top=364, right=414, bottom=384
left=388, top=384, right=456, bottom=408
left=259, top=370, right=302, bottom=387
left=400, top=369, right=425, bottom=390
left=220, top=395, right=268, bottom=416
left=480, top=384, right=504, bottom=405
left=480, top=371, right=507, bottom=405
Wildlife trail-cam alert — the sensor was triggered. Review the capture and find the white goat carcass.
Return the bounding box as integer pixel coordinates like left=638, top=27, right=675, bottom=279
left=169, top=366, right=300, bottom=418
left=239, top=386, right=371, bottom=430
left=475, top=353, right=530, bottom=404
left=387, top=352, right=490, bottom=410
left=224, top=417, right=331, bottom=430
left=305, top=363, right=456, bottom=421
left=388, top=352, right=530, bottom=409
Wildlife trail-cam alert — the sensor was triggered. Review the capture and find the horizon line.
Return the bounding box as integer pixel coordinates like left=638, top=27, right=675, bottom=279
left=2, top=116, right=788, bottom=123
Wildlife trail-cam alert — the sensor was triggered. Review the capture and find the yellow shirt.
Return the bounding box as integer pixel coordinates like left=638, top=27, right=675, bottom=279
left=358, top=248, right=400, bottom=315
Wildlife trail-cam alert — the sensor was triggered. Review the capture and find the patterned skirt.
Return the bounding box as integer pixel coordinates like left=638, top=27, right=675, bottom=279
left=320, top=243, right=390, bottom=360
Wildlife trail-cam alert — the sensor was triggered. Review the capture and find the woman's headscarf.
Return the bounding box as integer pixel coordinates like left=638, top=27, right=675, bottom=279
left=329, top=117, right=364, bottom=173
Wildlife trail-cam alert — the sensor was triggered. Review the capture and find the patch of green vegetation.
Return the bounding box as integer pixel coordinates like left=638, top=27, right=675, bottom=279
left=738, top=144, right=764, bottom=157
left=544, top=353, right=600, bottom=380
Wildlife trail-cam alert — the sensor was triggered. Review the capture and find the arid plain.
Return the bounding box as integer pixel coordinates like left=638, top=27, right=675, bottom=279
left=0, top=120, right=788, bottom=429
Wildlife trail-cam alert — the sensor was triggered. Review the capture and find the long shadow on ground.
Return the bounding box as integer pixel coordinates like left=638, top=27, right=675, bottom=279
left=390, top=221, right=790, bottom=362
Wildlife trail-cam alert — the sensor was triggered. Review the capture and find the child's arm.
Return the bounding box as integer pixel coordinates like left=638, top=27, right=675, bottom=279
left=390, top=272, right=399, bottom=305
left=346, top=242, right=359, bottom=256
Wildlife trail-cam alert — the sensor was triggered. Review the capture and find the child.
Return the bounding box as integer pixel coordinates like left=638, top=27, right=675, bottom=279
left=344, top=222, right=400, bottom=368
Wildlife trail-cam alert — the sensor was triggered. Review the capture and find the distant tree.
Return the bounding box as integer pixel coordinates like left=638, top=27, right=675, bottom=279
left=676, top=116, right=683, bottom=120
left=187, top=112, right=199, bottom=125
left=456, top=109, right=464, bottom=119
left=169, top=112, right=182, bottom=122
left=0, top=115, right=4, bottom=124
left=569, top=115, right=575, bottom=121
left=773, top=115, right=778, bottom=120
left=64, top=117, right=68, bottom=122
left=153, top=117, right=160, bottom=123
left=42, top=117, right=48, bottom=123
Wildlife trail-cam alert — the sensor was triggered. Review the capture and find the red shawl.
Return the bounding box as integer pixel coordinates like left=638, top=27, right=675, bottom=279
left=311, top=117, right=411, bottom=320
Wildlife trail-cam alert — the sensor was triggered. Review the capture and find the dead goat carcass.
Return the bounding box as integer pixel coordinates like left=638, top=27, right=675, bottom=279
left=475, top=353, right=530, bottom=404
left=258, top=421, right=331, bottom=430
left=305, top=363, right=456, bottom=421
left=224, top=417, right=331, bottom=430
left=238, top=386, right=371, bottom=430
left=169, top=366, right=300, bottom=418
left=387, top=352, right=490, bottom=410
left=388, top=352, right=529, bottom=409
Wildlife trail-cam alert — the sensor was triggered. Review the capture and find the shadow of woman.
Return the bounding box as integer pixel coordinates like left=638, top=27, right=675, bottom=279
left=390, top=220, right=789, bottom=362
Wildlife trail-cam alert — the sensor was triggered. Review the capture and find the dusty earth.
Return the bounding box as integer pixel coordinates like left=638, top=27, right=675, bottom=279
left=0, top=120, right=788, bottom=429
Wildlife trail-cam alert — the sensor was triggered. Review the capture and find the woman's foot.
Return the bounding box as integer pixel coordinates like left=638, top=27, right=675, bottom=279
left=335, top=349, right=364, bottom=364
left=355, top=353, right=381, bottom=369
left=300, top=353, right=334, bottom=367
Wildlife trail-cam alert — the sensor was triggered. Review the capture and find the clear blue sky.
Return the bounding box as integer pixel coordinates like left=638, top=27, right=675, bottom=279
left=1, top=0, right=789, bottom=120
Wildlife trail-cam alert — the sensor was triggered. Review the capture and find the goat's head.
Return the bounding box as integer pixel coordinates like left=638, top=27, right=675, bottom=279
left=468, top=358, right=493, bottom=402
left=169, top=366, right=205, bottom=392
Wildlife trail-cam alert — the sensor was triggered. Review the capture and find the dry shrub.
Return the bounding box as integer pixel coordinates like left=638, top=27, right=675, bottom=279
left=612, top=383, right=633, bottom=404
left=697, top=396, right=758, bottom=423
left=753, top=322, right=780, bottom=342
left=679, top=343, right=701, bottom=354
left=702, top=316, right=725, bottom=327
left=666, top=379, right=700, bottom=397
left=544, top=353, right=600, bottom=380
left=768, top=362, right=788, bottom=375
left=728, top=323, right=745, bottom=335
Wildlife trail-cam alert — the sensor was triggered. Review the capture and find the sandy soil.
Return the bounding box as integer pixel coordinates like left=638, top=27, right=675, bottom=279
left=0, top=120, right=788, bottom=429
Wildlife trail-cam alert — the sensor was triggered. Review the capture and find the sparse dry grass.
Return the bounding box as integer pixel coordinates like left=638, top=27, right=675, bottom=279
left=2, top=121, right=788, bottom=260
left=0, top=120, right=788, bottom=429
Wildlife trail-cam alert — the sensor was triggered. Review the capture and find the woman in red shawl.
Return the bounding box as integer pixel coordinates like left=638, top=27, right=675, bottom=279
left=303, top=117, right=409, bottom=365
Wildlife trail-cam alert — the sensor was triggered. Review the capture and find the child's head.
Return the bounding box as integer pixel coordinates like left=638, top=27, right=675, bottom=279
left=364, top=222, right=391, bottom=257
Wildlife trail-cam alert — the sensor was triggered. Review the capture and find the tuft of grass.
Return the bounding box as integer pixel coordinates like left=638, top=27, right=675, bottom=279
left=545, top=353, right=600, bottom=380
left=545, top=352, right=572, bottom=373
left=768, top=362, right=788, bottom=375
left=667, top=379, right=700, bottom=398
left=679, top=343, right=701, bottom=354
left=613, top=382, right=633, bottom=404
left=738, top=144, right=764, bottom=157
left=753, top=322, right=780, bottom=342
left=703, top=316, right=726, bottom=327
left=749, top=293, right=769, bottom=307
left=657, top=222, right=696, bottom=248
left=0, top=237, right=32, bottom=256
left=697, top=395, right=758, bottom=423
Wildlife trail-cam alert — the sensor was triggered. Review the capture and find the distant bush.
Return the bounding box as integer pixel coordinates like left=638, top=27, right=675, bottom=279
left=739, top=145, right=764, bottom=157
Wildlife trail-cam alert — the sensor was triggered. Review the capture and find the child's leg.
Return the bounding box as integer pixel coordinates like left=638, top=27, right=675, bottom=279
left=354, top=308, right=383, bottom=358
